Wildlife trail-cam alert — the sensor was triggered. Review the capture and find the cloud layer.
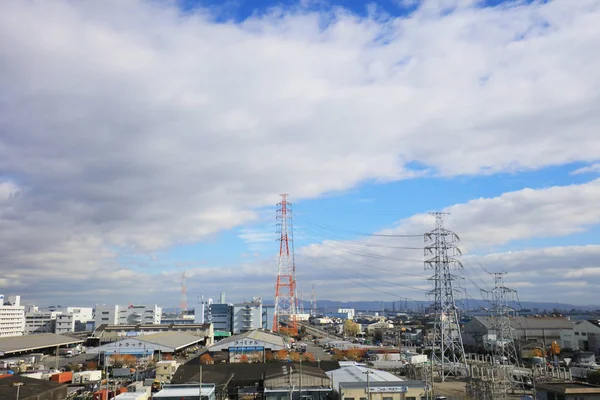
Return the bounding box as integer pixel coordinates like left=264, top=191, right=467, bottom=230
left=0, top=0, right=599, bottom=305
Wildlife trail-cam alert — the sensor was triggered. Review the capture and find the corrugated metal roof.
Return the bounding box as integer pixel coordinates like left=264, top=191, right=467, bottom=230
left=139, top=332, right=203, bottom=350
left=473, top=316, right=574, bottom=330
left=0, top=333, right=83, bottom=354
left=208, top=329, right=286, bottom=351
left=326, top=365, right=403, bottom=384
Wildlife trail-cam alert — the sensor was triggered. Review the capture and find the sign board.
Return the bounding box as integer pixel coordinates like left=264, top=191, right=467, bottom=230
left=367, top=387, right=408, bottom=393
left=230, top=347, right=264, bottom=352
left=232, top=339, right=263, bottom=347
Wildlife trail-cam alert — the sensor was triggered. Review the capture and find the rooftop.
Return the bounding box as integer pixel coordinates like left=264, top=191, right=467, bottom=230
left=208, top=329, right=286, bottom=350
left=153, top=384, right=215, bottom=398
left=0, top=333, right=83, bottom=356
left=327, top=364, right=403, bottom=384
left=536, top=382, right=600, bottom=394
left=472, top=316, right=574, bottom=330
left=0, top=375, right=67, bottom=399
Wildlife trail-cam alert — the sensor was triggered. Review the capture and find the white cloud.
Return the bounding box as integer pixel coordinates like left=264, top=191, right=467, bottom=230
left=571, top=163, right=600, bottom=175
left=0, top=0, right=599, bottom=304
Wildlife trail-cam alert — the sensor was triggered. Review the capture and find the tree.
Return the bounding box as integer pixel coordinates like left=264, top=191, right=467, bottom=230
left=345, top=349, right=366, bottom=361
left=277, top=349, right=289, bottom=360
left=344, top=320, right=360, bottom=337
left=265, top=352, right=274, bottom=362
left=200, top=354, right=214, bottom=365
left=239, top=355, right=249, bottom=363
left=302, top=352, right=316, bottom=362
left=86, top=361, right=98, bottom=370
left=589, top=371, right=600, bottom=385
left=289, top=352, right=301, bottom=362
left=332, top=349, right=345, bottom=361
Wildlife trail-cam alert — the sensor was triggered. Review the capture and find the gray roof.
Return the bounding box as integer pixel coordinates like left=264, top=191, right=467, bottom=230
left=0, top=333, right=83, bottom=355
left=327, top=364, right=403, bottom=384
left=339, top=380, right=425, bottom=389
left=473, top=316, right=574, bottom=330
left=208, top=329, right=286, bottom=351
left=139, top=332, right=203, bottom=351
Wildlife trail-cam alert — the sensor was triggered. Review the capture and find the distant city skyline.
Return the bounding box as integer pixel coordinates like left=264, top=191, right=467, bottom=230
left=1, top=0, right=599, bottom=306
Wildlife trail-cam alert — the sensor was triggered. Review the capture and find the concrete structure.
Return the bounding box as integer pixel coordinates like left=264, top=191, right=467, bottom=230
left=154, top=384, right=216, bottom=400
left=232, top=298, right=262, bottom=334
left=55, top=313, right=75, bottom=334
left=195, top=296, right=211, bottom=324
left=462, top=316, right=574, bottom=348
left=156, top=360, right=180, bottom=383
left=338, top=309, right=355, bottom=320
left=561, top=320, right=600, bottom=354
left=114, top=393, right=149, bottom=400
left=0, top=294, right=25, bottom=337
left=327, top=364, right=425, bottom=400
left=25, top=311, right=61, bottom=334
left=91, top=323, right=213, bottom=346
left=536, top=382, right=600, bottom=400
left=95, top=304, right=162, bottom=326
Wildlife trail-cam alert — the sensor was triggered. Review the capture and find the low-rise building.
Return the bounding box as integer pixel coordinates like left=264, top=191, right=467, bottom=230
left=91, top=323, right=213, bottom=346
left=206, top=329, right=286, bottom=363
left=462, top=316, right=574, bottom=349
left=153, top=383, right=216, bottom=400
left=535, top=381, right=600, bottom=400
left=560, top=320, right=600, bottom=354
left=55, top=314, right=75, bottom=334
left=156, top=360, right=180, bottom=383
left=327, top=364, right=425, bottom=400
left=0, top=294, right=25, bottom=337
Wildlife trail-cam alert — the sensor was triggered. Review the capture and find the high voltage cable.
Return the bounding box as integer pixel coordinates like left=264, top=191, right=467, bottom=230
left=301, top=250, right=428, bottom=294
left=295, top=221, right=423, bottom=250
left=295, top=218, right=423, bottom=238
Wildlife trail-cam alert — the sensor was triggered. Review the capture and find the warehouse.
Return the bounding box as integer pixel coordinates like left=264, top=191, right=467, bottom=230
left=462, top=316, right=574, bottom=349
left=86, top=332, right=204, bottom=360
left=0, top=333, right=83, bottom=357
left=206, top=329, right=287, bottom=362
left=91, top=323, right=213, bottom=346
left=327, top=363, right=425, bottom=400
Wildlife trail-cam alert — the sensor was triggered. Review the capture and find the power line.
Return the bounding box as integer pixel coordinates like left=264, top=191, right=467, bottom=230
left=295, top=218, right=424, bottom=238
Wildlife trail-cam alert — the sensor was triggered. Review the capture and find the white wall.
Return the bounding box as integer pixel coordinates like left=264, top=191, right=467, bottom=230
left=95, top=304, right=162, bottom=327
left=0, top=304, right=25, bottom=337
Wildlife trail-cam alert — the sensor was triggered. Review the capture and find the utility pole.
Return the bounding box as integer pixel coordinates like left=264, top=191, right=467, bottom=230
left=362, top=370, right=373, bottom=400
left=273, top=194, right=299, bottom=335
left=424, top=212, right=467, bottom=381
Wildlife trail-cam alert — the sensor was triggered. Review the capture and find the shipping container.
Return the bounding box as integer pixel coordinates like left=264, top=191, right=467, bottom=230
left=50, top=371, right=73, bottom=383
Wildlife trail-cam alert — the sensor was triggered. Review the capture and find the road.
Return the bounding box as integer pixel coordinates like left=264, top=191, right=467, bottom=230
left=297, top=340, right=332, bottom=361
left=44, top=353, right=99, bottom=370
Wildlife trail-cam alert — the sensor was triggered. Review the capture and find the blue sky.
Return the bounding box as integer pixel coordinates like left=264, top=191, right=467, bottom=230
left=1, top=0, right=599, bottom=307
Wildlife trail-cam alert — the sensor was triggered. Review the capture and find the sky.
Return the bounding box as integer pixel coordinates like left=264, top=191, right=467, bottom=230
left=1, top=0, right=600, bottom=308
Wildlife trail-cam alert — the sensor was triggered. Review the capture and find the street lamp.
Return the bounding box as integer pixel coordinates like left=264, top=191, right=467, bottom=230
left=13, top=382, right=24, bottom=400
left=362, top=370, right=373, bottom=400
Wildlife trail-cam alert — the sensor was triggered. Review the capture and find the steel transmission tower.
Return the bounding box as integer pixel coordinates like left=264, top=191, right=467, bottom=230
left=273, top=194, right=299, bottom=335
left=424, top=212, right=467, bottom=381
left=483, top=272, right=520, bottom=366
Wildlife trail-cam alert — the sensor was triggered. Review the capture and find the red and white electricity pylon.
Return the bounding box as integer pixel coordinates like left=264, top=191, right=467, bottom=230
left=273, top=194, right=298, bottom=335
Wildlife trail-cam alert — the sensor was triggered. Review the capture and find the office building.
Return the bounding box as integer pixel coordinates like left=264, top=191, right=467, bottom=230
left=0, top=294, right=25, bottom=337
left=232, top=298, right=262, bottom=334
left=95, top=304, right=162, bottom=327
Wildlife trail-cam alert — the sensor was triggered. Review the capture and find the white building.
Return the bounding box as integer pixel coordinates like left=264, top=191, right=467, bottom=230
left=95, top=304, right=162, bottom=327
left=0, top=294, right=25, bottom=337
left=232, top=298, right=262, bottom=334
left=338, top=308, right=355, bottom=320
left=561, top=320, right=600, bottom=354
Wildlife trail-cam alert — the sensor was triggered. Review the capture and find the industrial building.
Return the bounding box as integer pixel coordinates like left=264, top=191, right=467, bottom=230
left=86, top=332, right=204, bottom=361
left=462, top=316, right=574, bottom=348
left=0, top=294, right=25, bottom=338
left=94, top=304, right=162, bottom=326
left=560, top=320, right=600, bottom=354
left=327, top=363, right=425, bottom=400
left=24, top=311, right=61, bottom=335
left=197, top=297, right=272, bottom=334
left=0, top=333, right=83, bottom=357
left=206, top=330, right=287, bottom=363
left=153, top=384, right=216, bottom=400
left=91, top=323, right=214, bottom=346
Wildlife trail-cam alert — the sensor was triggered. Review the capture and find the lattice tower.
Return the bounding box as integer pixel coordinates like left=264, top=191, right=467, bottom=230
left=273, top=194, right=298, bottom=335
left=424, top=212, right=467, bottom=381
